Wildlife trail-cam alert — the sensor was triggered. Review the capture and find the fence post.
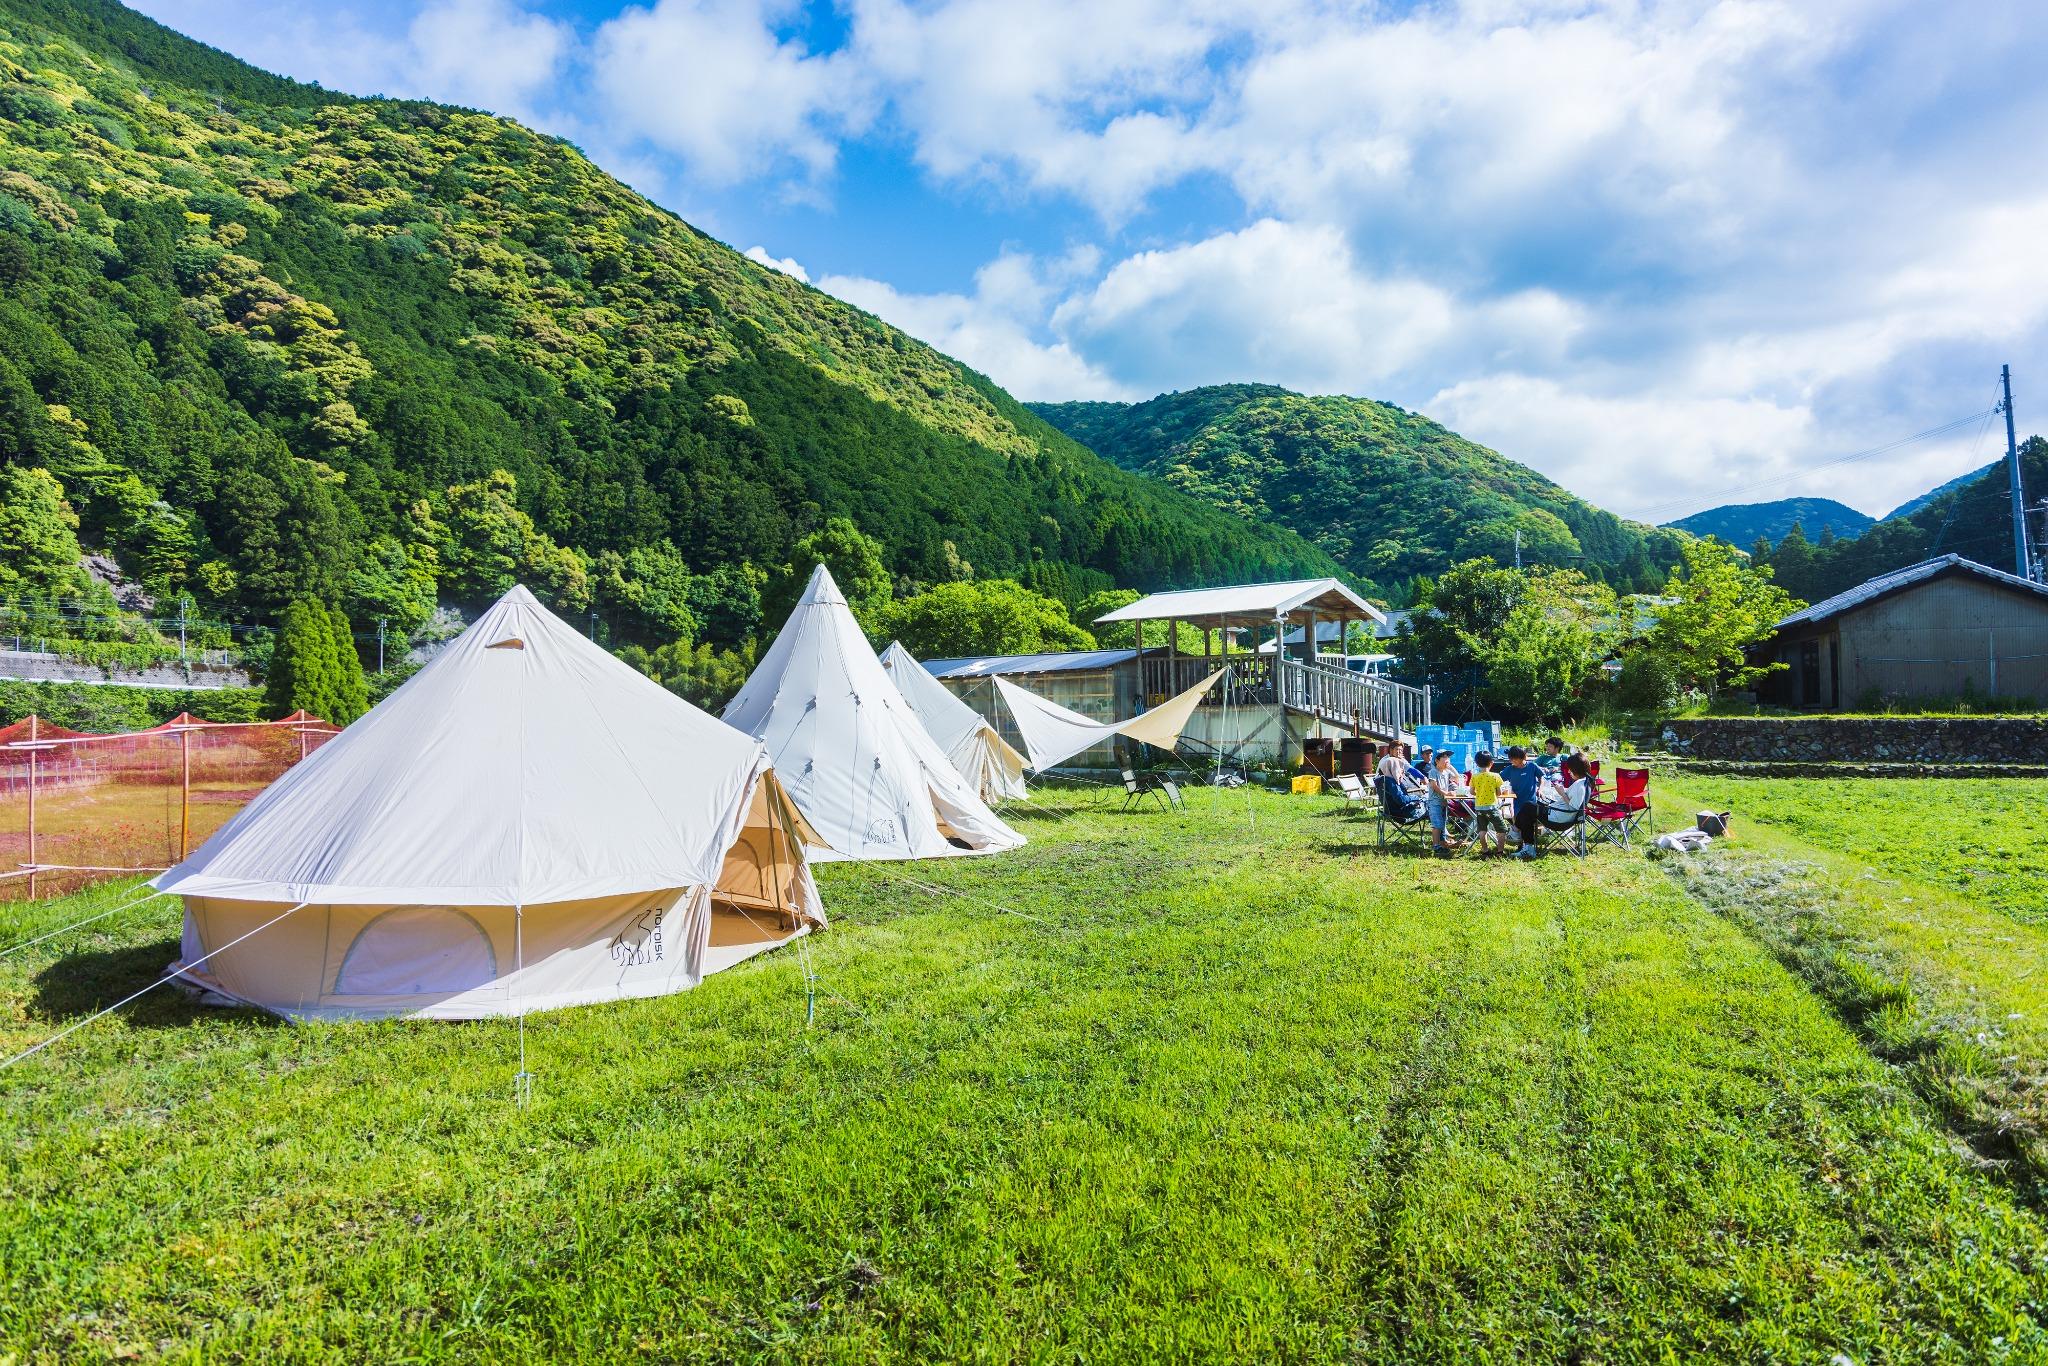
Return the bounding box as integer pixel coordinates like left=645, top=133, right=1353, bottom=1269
left=179, top=726, right=191, bottom=862
left=26, top=738, right=37, bottom=902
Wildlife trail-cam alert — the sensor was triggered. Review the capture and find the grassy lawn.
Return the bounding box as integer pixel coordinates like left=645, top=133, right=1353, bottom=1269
left=1669, top=775, right=2048, bottom=925
left=4, top=780, right=2048, bottom=1361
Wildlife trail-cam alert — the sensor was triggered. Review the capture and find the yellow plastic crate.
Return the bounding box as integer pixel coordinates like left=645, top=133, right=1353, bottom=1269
left=1290, top=774, right=1323, bottom=796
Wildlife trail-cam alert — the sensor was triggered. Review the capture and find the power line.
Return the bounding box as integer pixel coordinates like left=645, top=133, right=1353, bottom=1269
left=1639, top=409, right=1998, bottom=523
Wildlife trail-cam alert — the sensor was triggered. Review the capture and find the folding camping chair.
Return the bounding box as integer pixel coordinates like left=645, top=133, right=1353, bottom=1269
left=1120, top=768, right=1173, bottom=812
left=1587, top=767, right=1652, bottom=848
left=1374, top=774, right=1431, bottom=852
left=1330, top=773, right=1375, bottom=808
left=1530, top=801, right=1590, bottom=857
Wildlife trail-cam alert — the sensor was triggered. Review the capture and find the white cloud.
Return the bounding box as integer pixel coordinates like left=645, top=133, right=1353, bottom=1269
left=1053, top=220, right=1581, bottom=397
left=743, top=245, right=811, bottom=282
left=1427, top=375, right=1821, bottom=523
left=132, top=0, right=573, bottom=124
left=591, top=0, right=862, bottom=184
left=404, top=0, right=573, bottom=122
left=820, top=251, right=1134, bottom=401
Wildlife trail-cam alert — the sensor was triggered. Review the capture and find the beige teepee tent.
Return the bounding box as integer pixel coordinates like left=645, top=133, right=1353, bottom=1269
left=154, top=585, right=822, bottom=1021
left=723, top=566, right=1024, bottom=861
left=879, top=641, right=1027, bottom=803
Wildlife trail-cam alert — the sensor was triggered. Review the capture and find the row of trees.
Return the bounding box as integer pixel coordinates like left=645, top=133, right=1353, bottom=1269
left=1397, top=539, right=1801, bottom=723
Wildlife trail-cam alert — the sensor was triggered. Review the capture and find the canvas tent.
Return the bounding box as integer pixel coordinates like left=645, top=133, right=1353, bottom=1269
left=154, top=585, right=823, bottom=1021
left=879, top=641, right=1028, bottom=802
left=993, top=668, right=1226, bottom=771
left=724, top=566, right=1024, bottom=862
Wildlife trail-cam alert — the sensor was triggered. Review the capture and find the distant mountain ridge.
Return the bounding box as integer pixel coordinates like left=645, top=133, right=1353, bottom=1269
left=1753, top=439, right=2046, bottom=602
left=1883, top=461, right=2001, bottom=522
left=1030, top=386, right=1686, bottom=599
left=1665, top=498, right=1873, bottom=546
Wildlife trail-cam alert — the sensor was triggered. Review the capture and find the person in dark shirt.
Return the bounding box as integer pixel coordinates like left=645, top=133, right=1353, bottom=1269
left=1500, top=744, right=1544, bottom=857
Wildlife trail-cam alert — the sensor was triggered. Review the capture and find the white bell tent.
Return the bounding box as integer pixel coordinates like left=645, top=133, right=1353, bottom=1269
left=879, top=641, right=1028, bottom=803
left=153, top=585, right=823, bottom=1021
left=993, top=668, right=1225, bottom=772
left=723, top=566, right=1024, bottom=861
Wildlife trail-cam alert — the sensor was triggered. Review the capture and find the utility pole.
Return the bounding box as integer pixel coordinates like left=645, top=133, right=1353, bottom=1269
left=2002, top=364, right=2029, bottom=579
left=588, top=611, right=598, bottom=643
left=1513, top=529, right=1522, bottom=572
left=375, top=617, right=387, bottom=673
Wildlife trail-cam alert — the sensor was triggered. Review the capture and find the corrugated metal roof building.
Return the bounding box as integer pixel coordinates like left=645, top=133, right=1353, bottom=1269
left=1753, top=555, right=2048, bottom=707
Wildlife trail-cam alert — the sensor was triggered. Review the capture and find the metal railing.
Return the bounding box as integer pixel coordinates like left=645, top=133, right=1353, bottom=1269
left=1135, top=653, right=1429, bottom=740
left=1276, top=657, right=1430, bottom=740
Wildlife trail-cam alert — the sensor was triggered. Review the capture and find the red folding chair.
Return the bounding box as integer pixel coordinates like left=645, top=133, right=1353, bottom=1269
left=1587, top=767, right=1652, bottom=848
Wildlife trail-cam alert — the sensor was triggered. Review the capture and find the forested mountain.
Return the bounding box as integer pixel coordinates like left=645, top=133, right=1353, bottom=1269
left=1031, top=386, right=1687, bottom=602
left=1752, top=438, right=2046, bottom=602
left=1665, top=497, right=1873, bottom=546
left=1883, top=460, right=2000, bottom=522
left=0, top=0, right=1336, bottom=654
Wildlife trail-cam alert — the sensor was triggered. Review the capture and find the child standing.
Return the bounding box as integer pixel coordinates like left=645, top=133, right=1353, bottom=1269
left=1425, top=750, right=1467, bottom=857
left=1467, top=751, right=1509, bottom=855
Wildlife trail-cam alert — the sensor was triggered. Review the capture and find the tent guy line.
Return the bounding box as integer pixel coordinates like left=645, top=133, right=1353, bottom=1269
left=1, top=900, right=312, bottom=1073
left=0, top=884, right=173, bottom=960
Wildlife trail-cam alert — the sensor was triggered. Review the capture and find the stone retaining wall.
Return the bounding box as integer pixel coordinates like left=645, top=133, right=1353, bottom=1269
left=0, top=650, right=251, bottom=690
left=1661, top=716, right=2047, bottom=765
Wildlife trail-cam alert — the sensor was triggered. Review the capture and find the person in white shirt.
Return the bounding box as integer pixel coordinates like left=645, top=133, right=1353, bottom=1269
left=1424, top=750, right=1468, bottom=855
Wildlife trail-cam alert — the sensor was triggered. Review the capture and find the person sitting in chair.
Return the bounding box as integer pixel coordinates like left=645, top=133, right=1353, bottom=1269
left=1375, top=742, right=1424, bottom=815
left=1535, top=735, right=1566, bottom=774
left=1502, top=745, right=1544, bottom=857
left=1520, top=753, right=1593, bottom=858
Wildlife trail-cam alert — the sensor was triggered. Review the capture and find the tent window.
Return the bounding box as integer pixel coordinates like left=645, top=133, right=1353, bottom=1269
left=337, top=906, right=498, bottom=996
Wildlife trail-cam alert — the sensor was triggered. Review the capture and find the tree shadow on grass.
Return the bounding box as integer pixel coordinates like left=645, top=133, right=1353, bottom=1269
left=27, top=936, right=281, bottom=1029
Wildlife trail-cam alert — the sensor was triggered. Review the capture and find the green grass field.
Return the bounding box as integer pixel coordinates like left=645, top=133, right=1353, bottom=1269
left=4, top=778, right=2047, bottom=1362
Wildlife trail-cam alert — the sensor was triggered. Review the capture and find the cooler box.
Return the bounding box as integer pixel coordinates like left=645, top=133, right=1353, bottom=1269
left=1291, top=774, right=1323, bottom=795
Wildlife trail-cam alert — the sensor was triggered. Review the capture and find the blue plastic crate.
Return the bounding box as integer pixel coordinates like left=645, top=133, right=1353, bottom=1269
left=1414, top=724, right=1460, bottom=751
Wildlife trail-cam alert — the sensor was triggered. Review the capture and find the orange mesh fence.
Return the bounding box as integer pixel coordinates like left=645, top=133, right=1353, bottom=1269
left=0, top=711, right=340, bottom=901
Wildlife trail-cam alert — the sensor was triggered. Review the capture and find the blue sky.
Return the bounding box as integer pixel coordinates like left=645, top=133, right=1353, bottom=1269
left=129, top=0, right=2048, bottom=525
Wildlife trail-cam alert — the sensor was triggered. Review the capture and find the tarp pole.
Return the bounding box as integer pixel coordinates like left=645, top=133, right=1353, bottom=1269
left=514, top=901, right=531, bottom=1107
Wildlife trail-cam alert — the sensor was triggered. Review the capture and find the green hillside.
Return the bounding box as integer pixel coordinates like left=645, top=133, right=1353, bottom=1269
left=1665, top=496, right=1872, bottom=546
left=0, top=0, right=1336, bottom=651
left=1032, top=387, right=1686, bottom=600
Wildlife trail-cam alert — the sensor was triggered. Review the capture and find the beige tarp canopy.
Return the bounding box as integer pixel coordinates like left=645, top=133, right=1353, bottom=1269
left=993, top=668, right=1225, bottom=771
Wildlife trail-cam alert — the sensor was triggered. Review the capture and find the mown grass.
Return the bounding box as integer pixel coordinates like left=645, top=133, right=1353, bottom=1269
left=4, top=782, right=2048, bottom=1361
left=1671, top=775, right=2048, bottom=925
left=1660, top=773, right=2048, bottom=1186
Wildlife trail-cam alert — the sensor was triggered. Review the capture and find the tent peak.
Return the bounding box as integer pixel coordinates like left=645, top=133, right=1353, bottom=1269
left=799, top=563, right=847, bottom=607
